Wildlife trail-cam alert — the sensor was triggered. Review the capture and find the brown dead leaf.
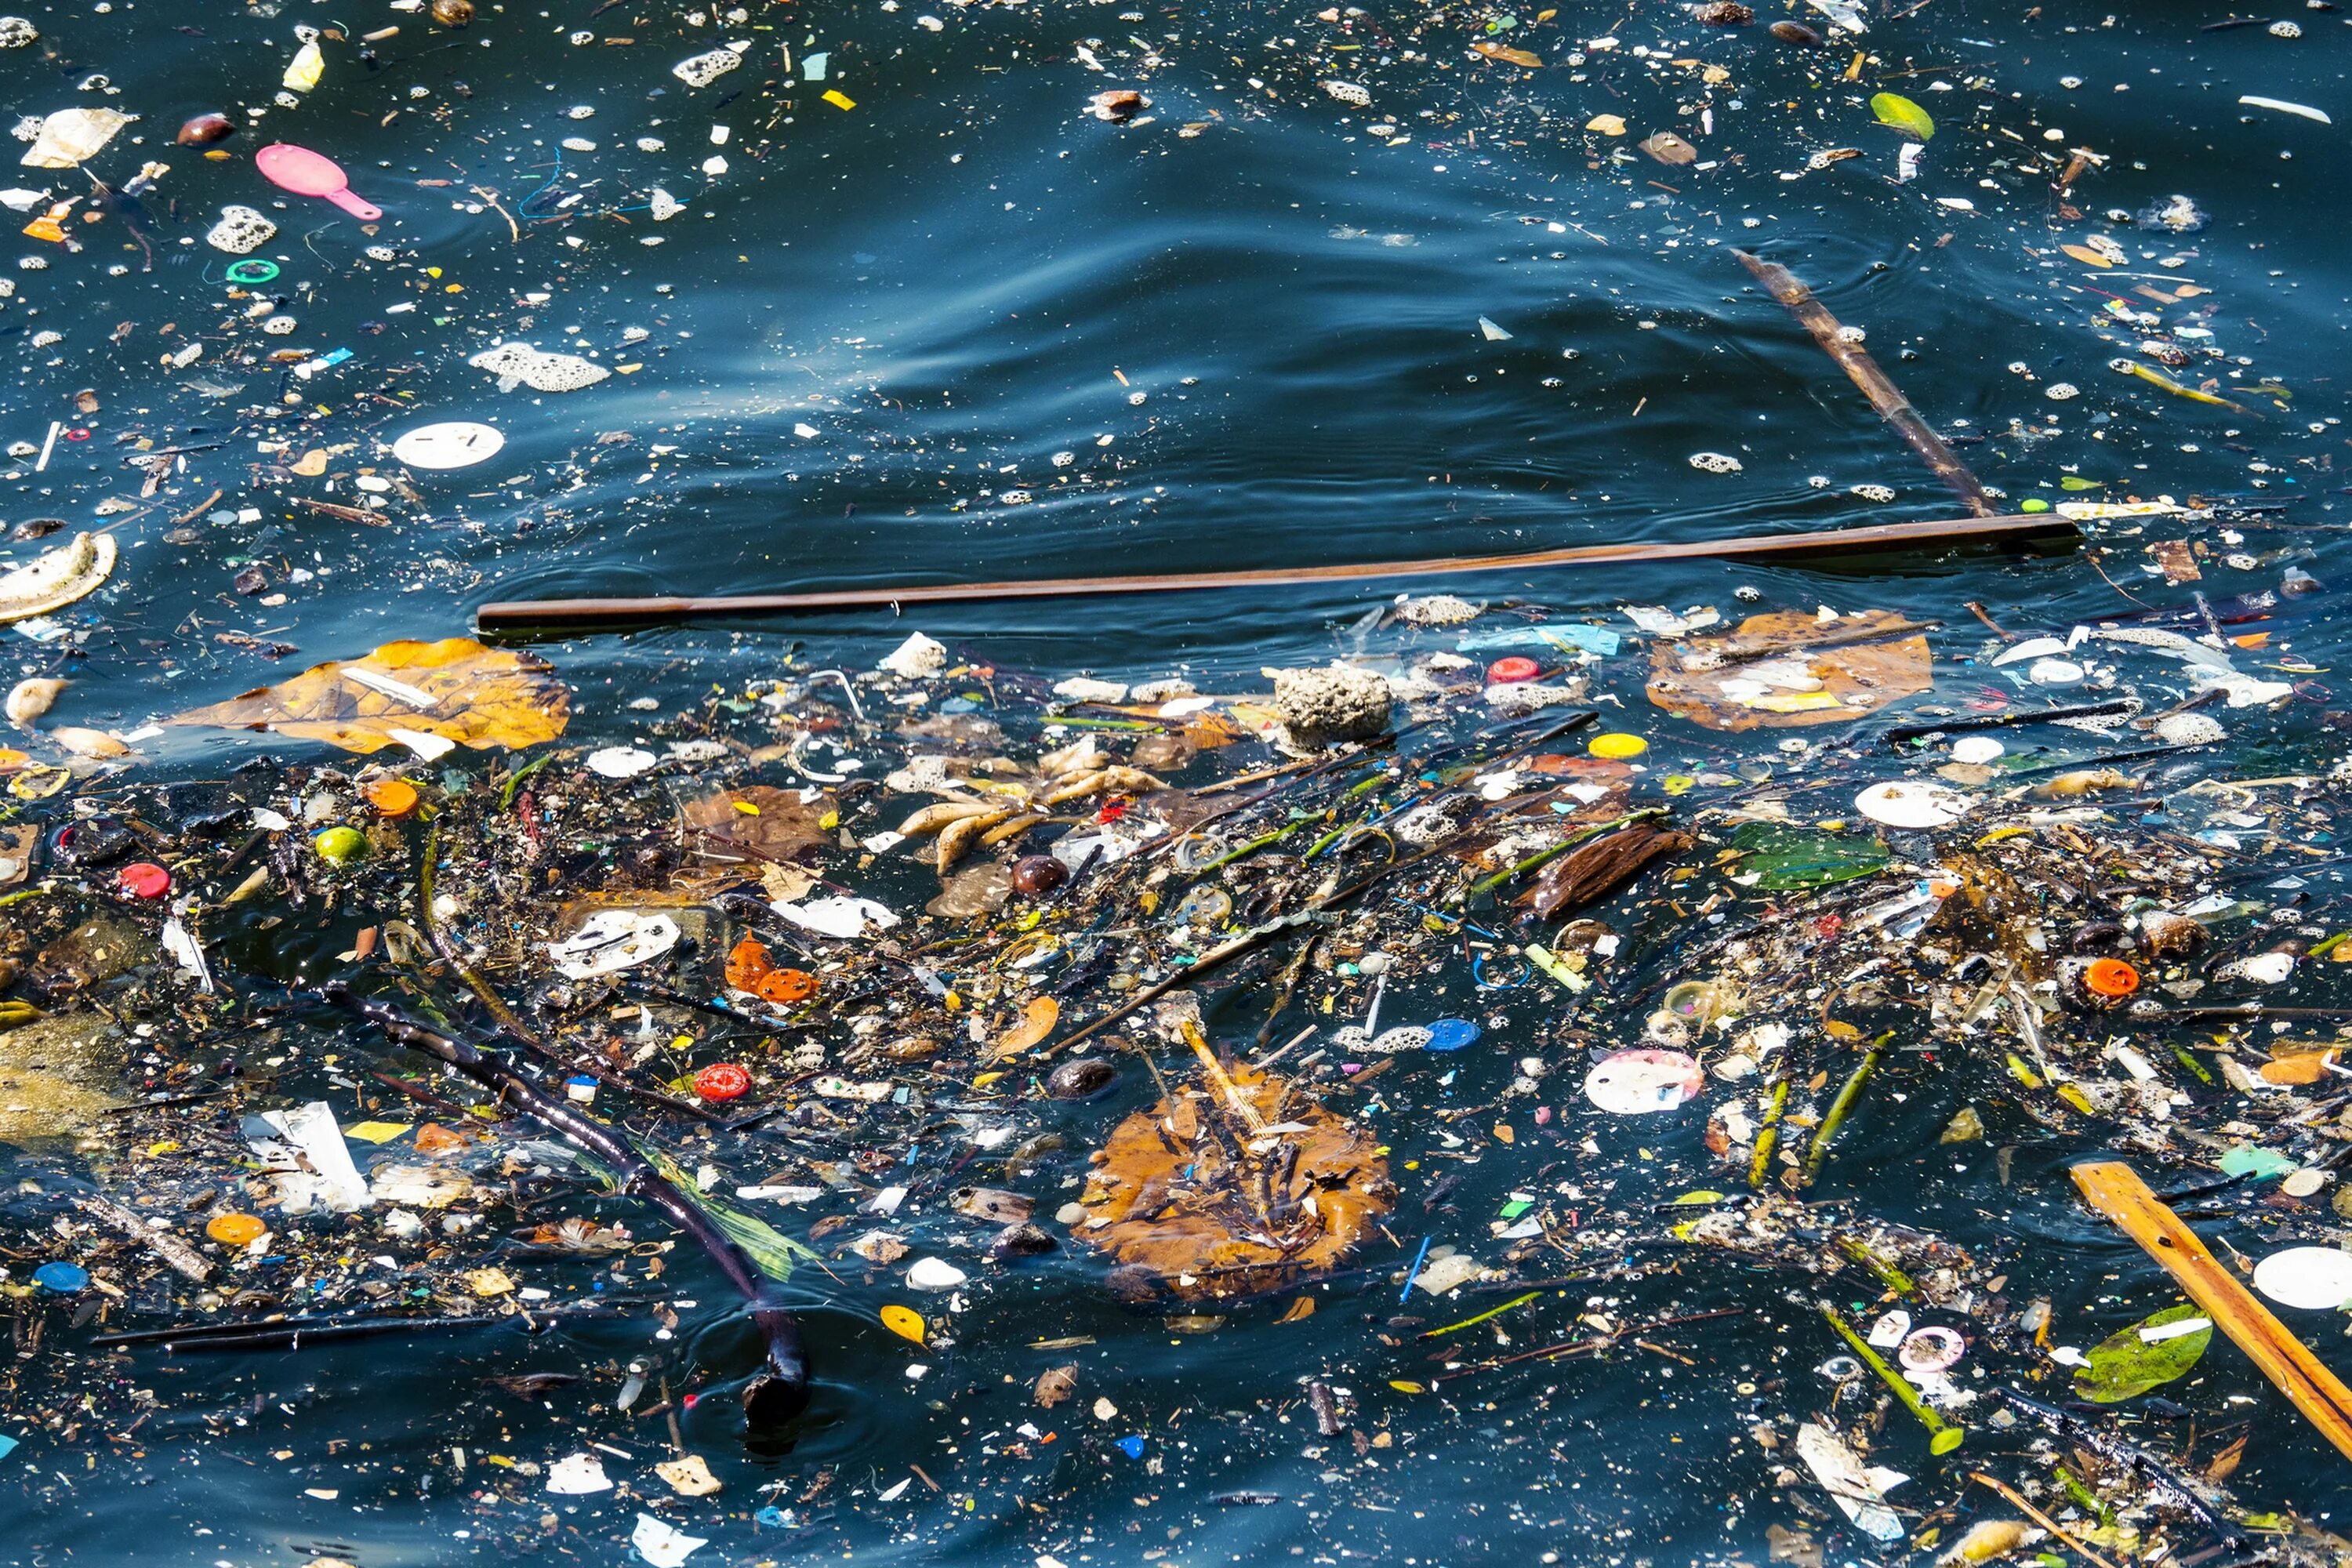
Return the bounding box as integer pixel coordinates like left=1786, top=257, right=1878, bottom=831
left=1471, top=40, right=1543, bottom=67
left=1068, top=1065, right=1392, bottom=1301
left=2060, top=243, right=2114, bottom=268
left=1034, top=1364, right=1079, bottom=1407
left=680, top=784, right=833, bottom=865
left=1278, top=1295, right=1316, bottom=1323
left=988, top=996, right=1061, bottom=1060
left=2204, top=1433, right=2246, bottom=1483
left=1646, top=610, right=1932, bottom=732
left=1639, top=131, right=1697, bottom=165
left=169, top=637, right=568, bottom=755
left=2151, top=538, right=2201, bottom=584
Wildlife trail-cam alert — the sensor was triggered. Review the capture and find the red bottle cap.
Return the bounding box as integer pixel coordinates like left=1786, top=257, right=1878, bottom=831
left=116, top=862, right=171, bottom=900
left=1486, top=656, right=1541, bottom=684
left=693, top=1062, right=752, bottom=1102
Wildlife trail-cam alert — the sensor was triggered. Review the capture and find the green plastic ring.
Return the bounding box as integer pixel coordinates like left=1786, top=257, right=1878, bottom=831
left=225, top=259, right=279, bottom=285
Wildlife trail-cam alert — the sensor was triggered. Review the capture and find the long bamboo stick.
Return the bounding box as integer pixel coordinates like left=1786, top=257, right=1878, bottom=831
left=2071, top=1159, right=2352, bottom=1465
left=474, top=512, right=2074, bottom=632
left=1733, top=250, right=1998, bottom=518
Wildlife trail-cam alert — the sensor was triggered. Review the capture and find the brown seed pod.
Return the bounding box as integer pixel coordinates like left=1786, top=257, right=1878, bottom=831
left=176, top=114, right=238, bottom=147
left=2137, top=910, right=2207, bottom=960
left=1695, top=1, right=1752, bottom=22
left=430, top=0, right=475, bottom=25
left=1011, top=853, right=1069, bottom=896
left=1769, top=20, right=1823, bottom=43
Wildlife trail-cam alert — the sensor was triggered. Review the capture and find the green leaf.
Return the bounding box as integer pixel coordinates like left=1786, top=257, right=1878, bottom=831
left=1871, top=91, right=1936, bottom=141
left=1726, top=822, right=1891, bottom=891
left=2072, top=1302, right=2212, bottom=1403
left=637, top=1142, right=821, bottom=1283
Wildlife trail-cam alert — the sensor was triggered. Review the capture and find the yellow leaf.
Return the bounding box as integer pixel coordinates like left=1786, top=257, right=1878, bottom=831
left=880, top=1304, right=927, bottom=1344
left=169, top=637, right=571, bottom=756
left=1586, top=113, right=1627, bottom=136
left=2061, top=243, right=2114, bottom=268
left=1388, top=1380, right=1425, bottom=1394
left=989, top=996, right=1062, bottom=1060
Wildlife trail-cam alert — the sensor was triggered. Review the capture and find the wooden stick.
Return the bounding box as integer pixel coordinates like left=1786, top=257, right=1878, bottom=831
left=2071, top=1160, right=2352, bottom=1465
left=1965, top=1471, right=2121, bottom=1568
left=1733, top=250, right=1998, bottom=518
left=474, top=513, right=2074, bottom=632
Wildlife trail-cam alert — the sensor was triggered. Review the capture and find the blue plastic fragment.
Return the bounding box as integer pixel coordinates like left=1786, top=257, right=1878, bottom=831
left=32, top=1261, right=88, bottom=1294
left=1455, top=623, right=1621, bottom=658
left=1116, top=1436, right=1146, bottom=1460
left=755, top=1505, right=790, bottom=1528
left=0, top=1433, right=16, bottom=1460
left=1423, top=1018, right=1481, bottom=1052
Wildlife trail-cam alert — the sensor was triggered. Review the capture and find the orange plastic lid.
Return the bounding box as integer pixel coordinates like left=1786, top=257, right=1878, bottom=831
left=207, top=1213, right=267, bottom=1247
left=2084, top=958, right=2140, bottom=998
left=757, top=967, right=818, bottom=1004
left=364, top=776, right=420, bottom=818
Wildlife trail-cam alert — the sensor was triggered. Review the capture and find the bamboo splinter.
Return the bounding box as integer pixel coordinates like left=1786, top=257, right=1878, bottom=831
left=1733, top=249, right=1998, bottom=519
left=2071, top=1160, right=2352, bottom=1466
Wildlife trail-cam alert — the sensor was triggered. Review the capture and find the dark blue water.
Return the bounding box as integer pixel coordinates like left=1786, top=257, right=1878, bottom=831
left=5, top=1, right=2352, bottom=1563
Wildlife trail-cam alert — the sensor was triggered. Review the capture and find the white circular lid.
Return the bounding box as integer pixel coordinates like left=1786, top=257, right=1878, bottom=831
left=2253, top=1247, right=2352, bottom=1311
left=392, top=420, right=506, bottom=470
left=1950, top=735, right=2005, bottom=764
left=1855, top=779, right=1971, bottom=829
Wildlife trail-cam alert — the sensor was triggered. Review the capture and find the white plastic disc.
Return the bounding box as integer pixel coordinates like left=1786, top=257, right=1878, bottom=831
left=1949, top=735, right=2005, bottom=764
left=2027, top=658, right=2085, bottom=687
left=1855, top=779, right=1971, bottom=830
left=392, top=420, right=506, bottom=470
left=2252, top=1247, right=2352, bottom=1311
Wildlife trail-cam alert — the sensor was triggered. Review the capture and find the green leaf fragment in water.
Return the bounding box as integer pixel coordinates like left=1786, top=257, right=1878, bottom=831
left=637, top=1142, right=821, bottom=1283
left=2072, top=1302, right=2212, bottom=1403
left=1727, top=822, right=1892, bottom=891
left=1871, top=91, right=1936, bottom=141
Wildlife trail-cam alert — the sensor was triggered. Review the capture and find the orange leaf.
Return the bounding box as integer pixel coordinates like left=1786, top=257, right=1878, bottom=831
left=1471, top=40, right=1544, bottom=67
left=169, top=637, right=569, bottom=756
left=988, top=996, right=1060, bottom=1059
left=2060, top=243, right=2113, bottom=268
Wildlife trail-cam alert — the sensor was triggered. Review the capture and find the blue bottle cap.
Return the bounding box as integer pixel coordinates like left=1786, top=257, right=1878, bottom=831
left=1424, top=1018, right=1481, bottom=1052
left=32, top=1261, right=88, bottom=1294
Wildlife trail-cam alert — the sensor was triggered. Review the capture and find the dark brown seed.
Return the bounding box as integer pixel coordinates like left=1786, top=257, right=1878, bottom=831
left=1011, top=854, right=1069, bottom=896
left=1769, top=20, right=1822, bottom=43
left=176, top=114, right=238, bottom=147
left=1695, top=1, right=1752, bottom=23
left=1046, top=1056, right=1117, bottom=1099
left=430, top=0, right=475, bottom=25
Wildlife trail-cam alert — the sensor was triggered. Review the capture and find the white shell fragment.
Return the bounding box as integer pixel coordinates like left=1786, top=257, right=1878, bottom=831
left=547, top=909, right=682, bottom=978
left=2252, top=1247, right=2352, bottom=1311
left=469, top=342, right=612, bottom=394
left=672, top=46, right=745, bottom=89
left=0, top=532, right=115, bottom=625
left=206, top=205, right=278, bottom=255
left=391, top=420, right=505, bottom=470
left=20, top=107, right=133, bottom=169
left=1855, top=779, right=1971, bottom=830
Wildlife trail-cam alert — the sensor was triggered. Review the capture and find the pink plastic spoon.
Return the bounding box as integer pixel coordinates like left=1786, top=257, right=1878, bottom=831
left=255, top=143, right=382, bottom=222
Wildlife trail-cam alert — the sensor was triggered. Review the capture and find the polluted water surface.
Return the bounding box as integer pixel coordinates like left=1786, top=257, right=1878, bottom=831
left=6, top=2, right=2352, bottom=1567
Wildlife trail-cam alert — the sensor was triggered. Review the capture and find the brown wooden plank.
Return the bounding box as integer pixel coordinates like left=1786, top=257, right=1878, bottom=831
left=474, top=511, right=2076, bottom=633
left=2071, top=1160, right=2352, bottom=1465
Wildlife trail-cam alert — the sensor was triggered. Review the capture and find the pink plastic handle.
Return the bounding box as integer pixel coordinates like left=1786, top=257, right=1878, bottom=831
left=325, top=185, right=382, bottom=223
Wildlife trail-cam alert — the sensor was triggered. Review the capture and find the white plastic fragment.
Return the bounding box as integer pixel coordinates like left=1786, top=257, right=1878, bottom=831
left=906, top=1257, right=969, bottom=1291
left=20, top=108, right=132, bottom=169
left=2240, top=95, right=2332, bottom=124
left=248, top=1102, right=372, bottom=1214
left=547, top=910, right=683, bottom=978
left=546, top=1452, right=614, bottom=1494
left=631, top=1512, right=707, bottom=1568
left=586, top=746, right=659, bottom=779
left=771, top=895, right=902, bottom=939
left=1794, top=1423, right=1903, bottom=1542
